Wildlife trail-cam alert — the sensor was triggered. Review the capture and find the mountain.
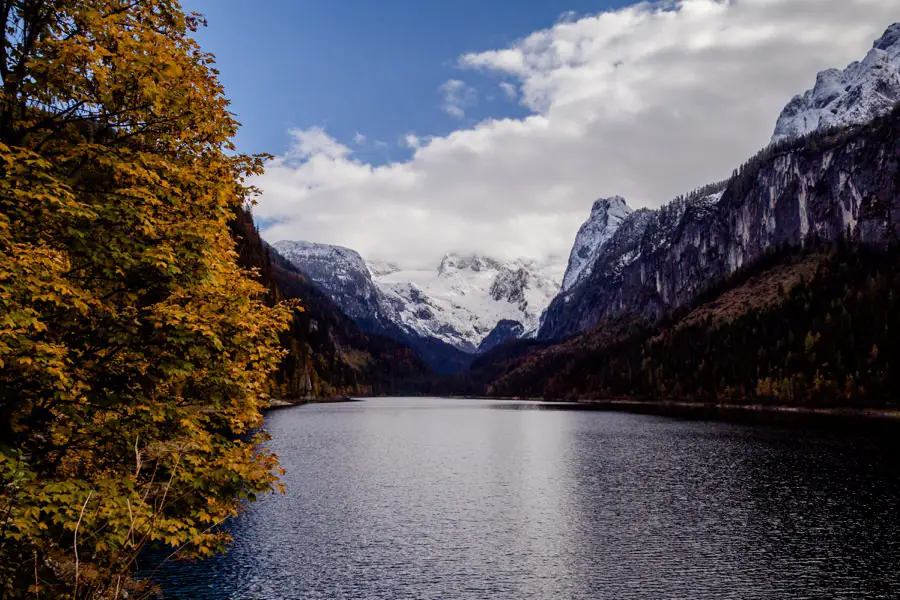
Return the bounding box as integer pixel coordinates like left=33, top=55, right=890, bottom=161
left=372, top=254, right=563, bottom=352
left=540, top=182, right=727, bottom=339
left=273, top=239, right=562, bottom=358
left=485, top=244, right=900, bottom=406
left=468, top=24, right=900, bottom=406
left=273, top=241, right=397, bottom=332
left=477, top=320, right=526, bottom=353
left=271, top=240, right=473, bottom=374
left=540, top=109, right=900, bottom=340
left=231, top=211, right=428, bottom=398
left=539, top=24, right=900, bottom=343
left=560, top=196, right=633, bottom=293
left=771, top=23, right=900, bottom=144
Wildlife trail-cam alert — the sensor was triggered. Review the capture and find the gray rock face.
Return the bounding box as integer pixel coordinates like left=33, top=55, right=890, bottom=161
left=477, top=320, right=526, bottom=353
left=560, top=196, right=633, bottom=293
left=539, top=110, right=900, bottom=340
left=272, top=240, right=396, bottom=331
left=490, top=266, right=529, bottom=305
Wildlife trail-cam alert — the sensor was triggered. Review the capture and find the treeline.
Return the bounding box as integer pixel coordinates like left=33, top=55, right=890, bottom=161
left=727, top=105, right=900, bottom=203
left=486, top=243, right=900, bottom=407
left=232, top=208, right=429, bottom=399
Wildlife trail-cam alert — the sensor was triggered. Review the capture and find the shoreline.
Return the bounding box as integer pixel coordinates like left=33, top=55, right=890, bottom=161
left=264, top=395, right=360, bottom=410
left=571, top=398, right=900, bottom=422
left=442, top=394, right=900, bottom=423
left=264, top=394, right=900, bottom=424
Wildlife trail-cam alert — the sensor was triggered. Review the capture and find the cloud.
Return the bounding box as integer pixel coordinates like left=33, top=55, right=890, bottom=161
left=404, top=133, right=421, bottom=149
left=499, top=81, right=518, bottom=100
left=253, top=0, right=899, bottom=269
left=439, top=79, right=478, bottom=118
left=353, top=132, right=366, bottom=145
left=283, top=127, right=350, bottom=160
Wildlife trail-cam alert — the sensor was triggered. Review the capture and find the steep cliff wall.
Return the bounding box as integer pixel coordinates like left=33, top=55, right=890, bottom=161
left=540, top=108, right=900, bottom=340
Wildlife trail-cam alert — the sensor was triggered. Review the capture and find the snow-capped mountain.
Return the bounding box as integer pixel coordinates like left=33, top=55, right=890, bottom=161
left=273, top=241, right=562, bottom=357
left=541, top=23, right=900, bottom=341
left=372, top=254, right=563, bottom=352
left=771, top=23, right=900, bottom=144
left=560, top=196, right=633, bottom=293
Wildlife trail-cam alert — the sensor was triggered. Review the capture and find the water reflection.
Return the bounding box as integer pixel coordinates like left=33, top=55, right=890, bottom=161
left=146, top=398, right=900, bottom=599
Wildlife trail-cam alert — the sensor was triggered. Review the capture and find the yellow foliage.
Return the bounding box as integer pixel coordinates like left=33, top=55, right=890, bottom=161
left=0, top=1, right=289, bottom=597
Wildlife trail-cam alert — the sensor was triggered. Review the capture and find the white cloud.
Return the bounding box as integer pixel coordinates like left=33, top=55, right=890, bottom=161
left=283, top=127, right=350, bottom=160
left=253, top=0, right=900, bottom=269
left=404, top=133, right=421, bottom=149
left=353, top=132, right=366, bottom=145
left=499, top=81, right=518, bottom=100
left=439, top=78, right=478, bottom=118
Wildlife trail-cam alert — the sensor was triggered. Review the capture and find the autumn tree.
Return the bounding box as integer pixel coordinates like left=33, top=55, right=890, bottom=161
left=0, top=1, right=289, bottom=597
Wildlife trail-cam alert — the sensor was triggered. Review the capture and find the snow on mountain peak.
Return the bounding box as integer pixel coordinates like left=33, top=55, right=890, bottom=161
left=366, top=259, right=401, bottom=278
left=771, top=23, right=900, bottom=144
left=438, top=254, right=501, bottom=276
left=275, top=239, right=562, bottom=353
left=273, top=240, right=368, bottom=280
left=875, top=22, right=900, bottom=53
left=273, top=239, right=398, bottom=327
left=374, top=253, right=561, bottom=351
left=560, top=195, right=633, bottom=293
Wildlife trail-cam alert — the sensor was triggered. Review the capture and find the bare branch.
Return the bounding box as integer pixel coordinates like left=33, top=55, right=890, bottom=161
left=73, top=489, right=94, bottom=599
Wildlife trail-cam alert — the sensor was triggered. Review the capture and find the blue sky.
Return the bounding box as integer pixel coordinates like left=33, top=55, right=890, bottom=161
left=183, top=1, right=899, bottom=267
left=184, top=0, right=632, bottom=162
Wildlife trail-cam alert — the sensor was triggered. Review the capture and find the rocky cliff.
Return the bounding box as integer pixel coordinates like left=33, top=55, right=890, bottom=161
left=540, top=107, right=900, bottom=340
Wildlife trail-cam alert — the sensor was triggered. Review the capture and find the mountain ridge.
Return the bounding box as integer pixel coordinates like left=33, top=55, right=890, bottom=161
left=272, top=241, right=562, bottom=369
left=771, top=22, right=900, bottom=143
left=540, top=23, right=900, bottom=342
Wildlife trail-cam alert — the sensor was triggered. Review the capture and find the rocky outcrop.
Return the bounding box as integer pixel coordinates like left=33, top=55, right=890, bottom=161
left=772, top=23, right=900, bottom=143
left=560, top=196, right=633, bottom=293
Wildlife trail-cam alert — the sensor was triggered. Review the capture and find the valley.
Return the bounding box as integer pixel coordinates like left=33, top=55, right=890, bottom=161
left=252, top=22, right=900, bottom=410
left=6, top=4, right=900, bottom=598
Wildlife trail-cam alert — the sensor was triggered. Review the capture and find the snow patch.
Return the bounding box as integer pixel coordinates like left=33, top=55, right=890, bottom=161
left=560, top=195, right=633, bottom=293
left=772, top=23, right=900, bottom=143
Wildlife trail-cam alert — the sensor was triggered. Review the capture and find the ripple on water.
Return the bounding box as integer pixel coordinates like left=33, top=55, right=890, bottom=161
left=146, top=398, right=900, bottom=600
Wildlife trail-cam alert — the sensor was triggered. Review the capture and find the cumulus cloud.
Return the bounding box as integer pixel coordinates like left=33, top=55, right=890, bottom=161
left=439, top=79, right=478, bottom=118
left=253, top=0, right=899, bottom=268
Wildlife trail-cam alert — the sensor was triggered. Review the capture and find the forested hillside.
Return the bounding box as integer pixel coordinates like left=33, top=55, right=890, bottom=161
left=485, top=243, right=900, bottom=407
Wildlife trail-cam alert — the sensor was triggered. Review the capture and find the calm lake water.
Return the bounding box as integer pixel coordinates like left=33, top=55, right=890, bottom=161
left=148, top=397, right=900, bottom=599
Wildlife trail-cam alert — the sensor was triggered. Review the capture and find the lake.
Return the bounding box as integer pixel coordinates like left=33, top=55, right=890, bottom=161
left=148, top=397, right=900, bottom=599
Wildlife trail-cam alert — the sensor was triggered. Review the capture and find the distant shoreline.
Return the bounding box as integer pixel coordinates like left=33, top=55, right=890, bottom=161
left=265, top=394, right=900, bottom=423
left=441, top=395, right=900, bottom=423
left=572, top=398, right=900, bottom=423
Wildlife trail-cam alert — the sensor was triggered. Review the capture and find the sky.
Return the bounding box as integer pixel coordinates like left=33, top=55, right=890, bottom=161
left=186, top=0, right=900, bottom=268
